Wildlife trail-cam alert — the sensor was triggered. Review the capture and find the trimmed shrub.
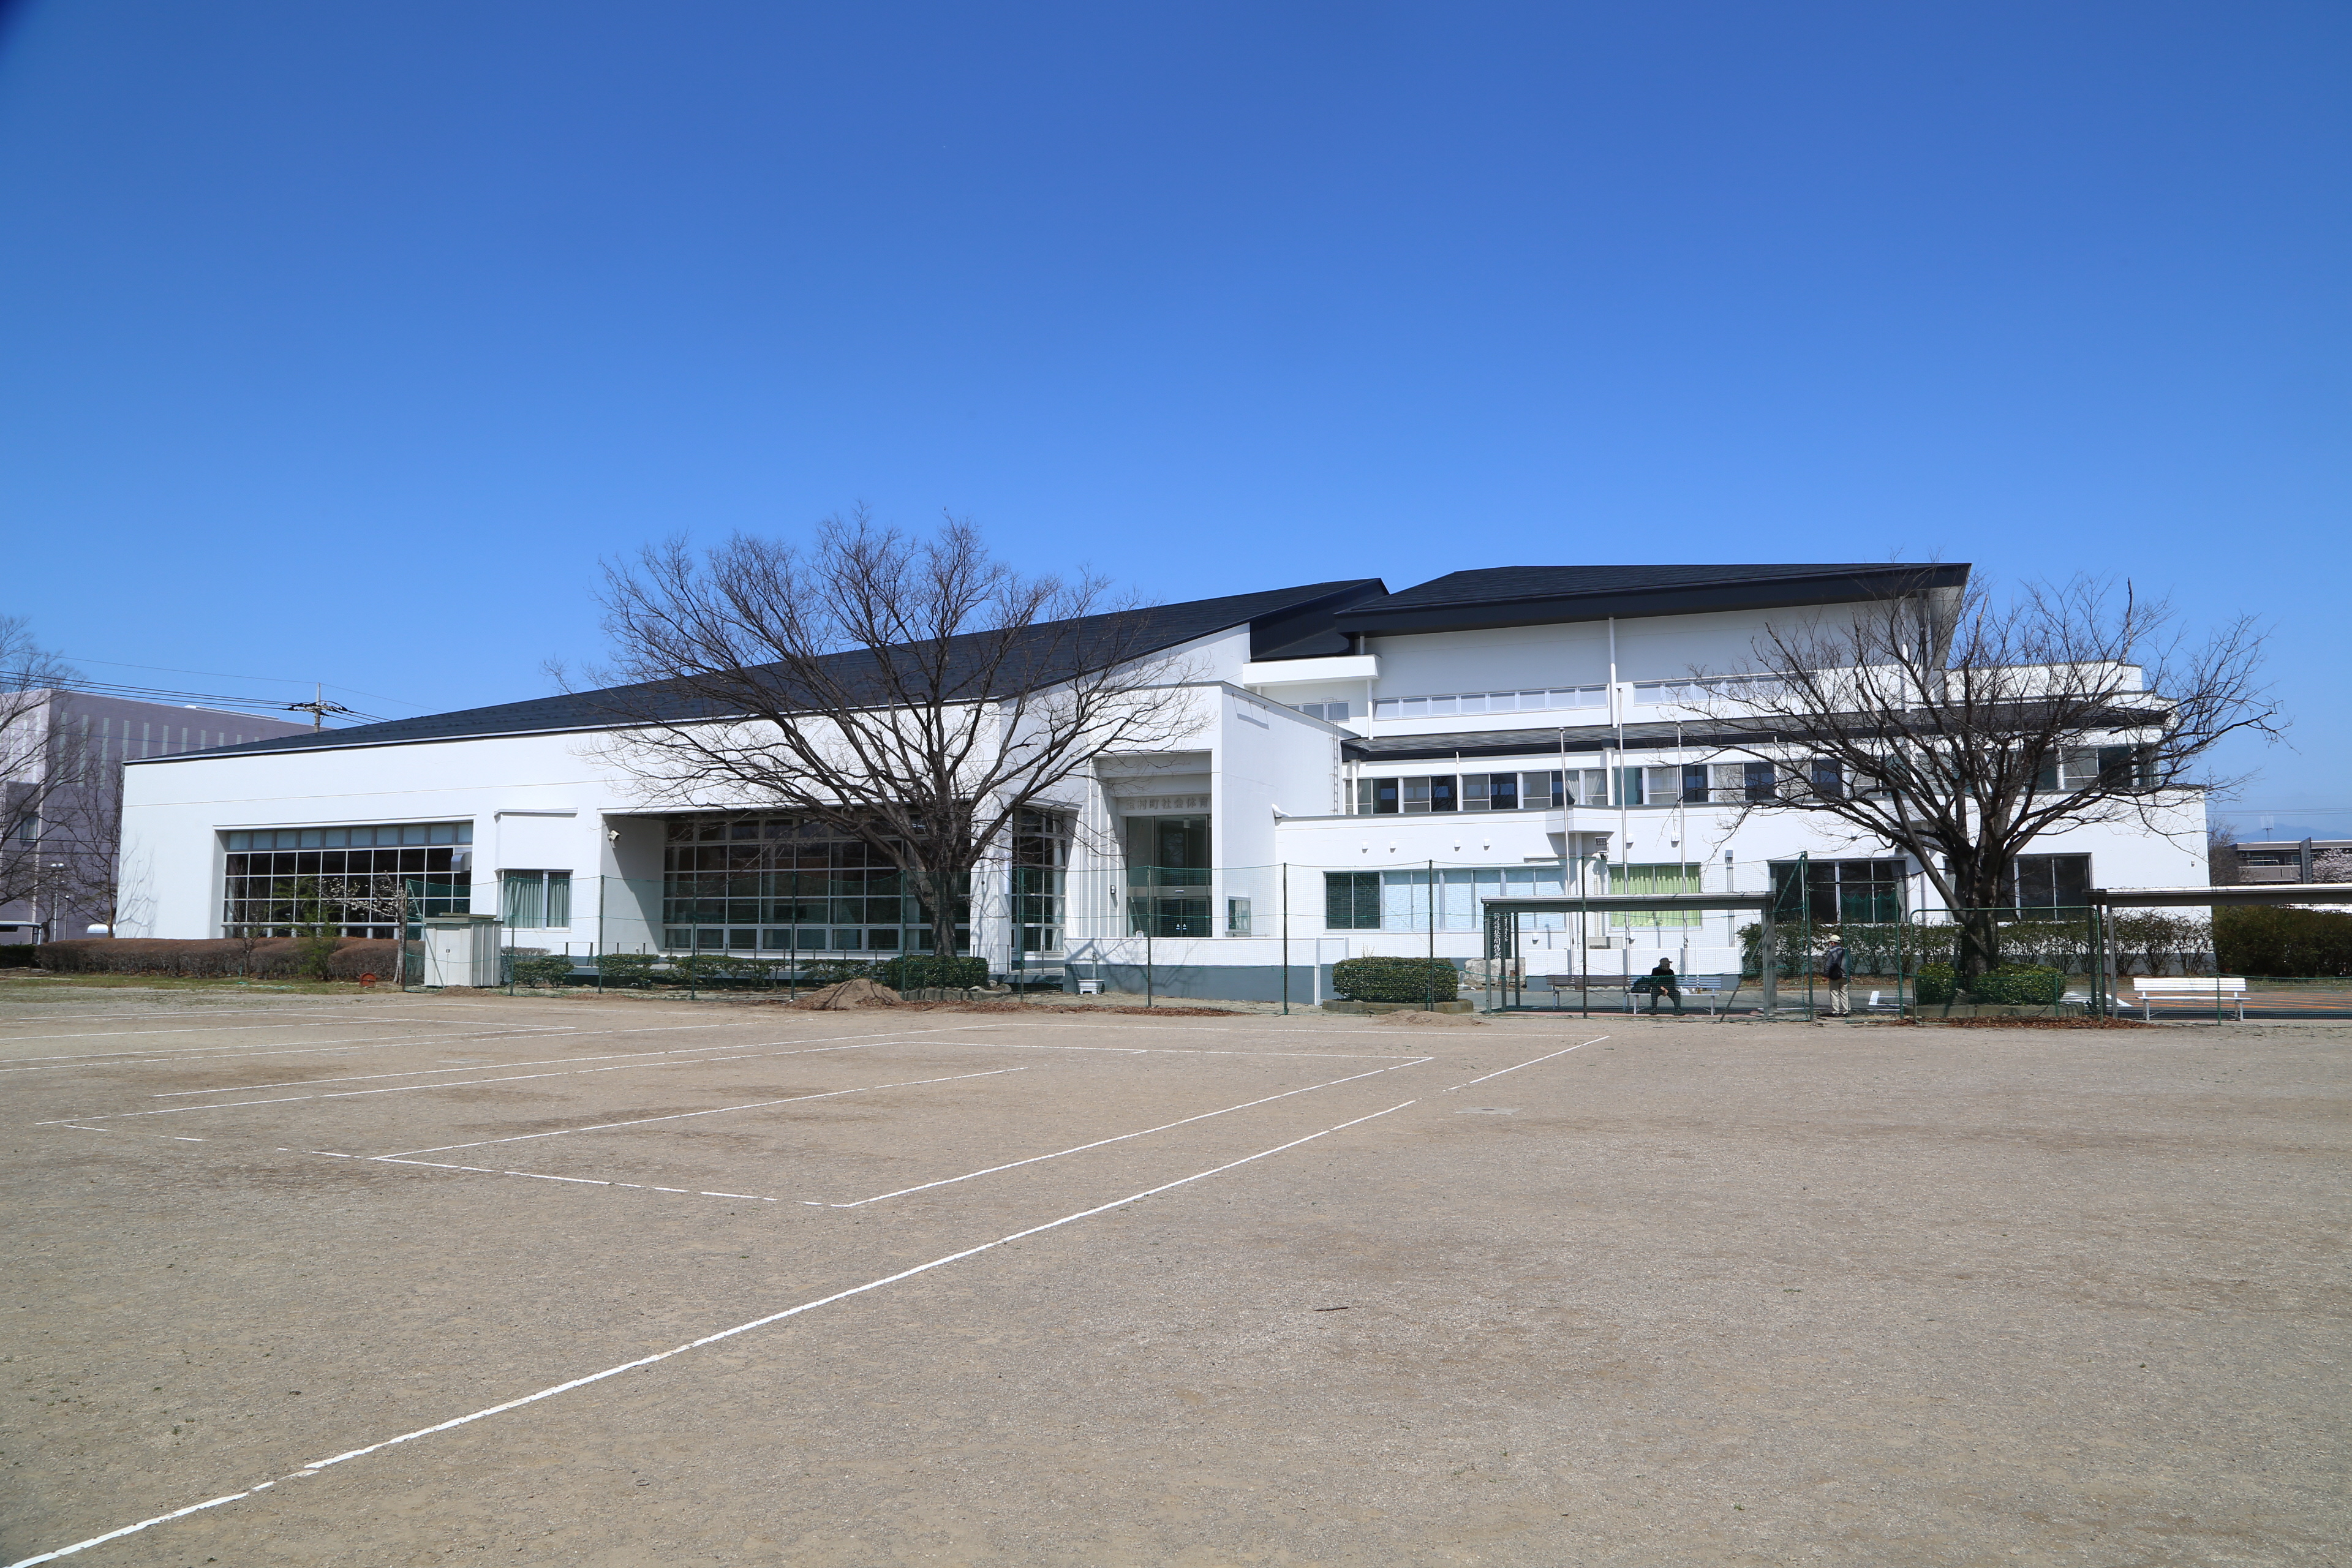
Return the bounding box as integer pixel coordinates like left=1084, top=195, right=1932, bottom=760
left=1966, top=965, right=2065, bottom=1005
left=327, top=941, right=401, bottom=981
left=796, top=959, right=885, bottom=987
left=510, top=955, right=578, bottom=989
left=1913, top=963, right=1956, bottom=1005
left=2214, top=905, right=2352, bottom=976
left=0, top=944, right=39, bottom=968
left=1332, top=956, right=1461, bottom=1004
left=593, top=952, right=660, bottom=988
left=877, top=955, right=989, bottom=991
left=35, top=937, right=394, bottom=981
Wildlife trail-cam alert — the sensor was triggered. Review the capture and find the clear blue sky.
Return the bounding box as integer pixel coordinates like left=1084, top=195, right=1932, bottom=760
left=1, top=2, right=2343, bottom=833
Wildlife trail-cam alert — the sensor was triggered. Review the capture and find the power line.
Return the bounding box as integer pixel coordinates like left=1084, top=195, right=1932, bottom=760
left=58, top=654, right=424, bottom=712
left=26, top=673, right=387, bottom=726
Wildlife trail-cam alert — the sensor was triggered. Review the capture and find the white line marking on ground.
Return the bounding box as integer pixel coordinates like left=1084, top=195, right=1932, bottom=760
left=374, top=1066, right=1029, bottom=1157
left=1440, top=1036, right=1608, bottom=1091
left=832, top=1057, right=1433, bottom=1207
left=0, top=1028, right=589, bottom=1074
left=314, top=1152, right=786, bottom=1204
left=0, top=1097, right=1414, bottom=1568
left=32, top=1023, right=1018, bottom=1125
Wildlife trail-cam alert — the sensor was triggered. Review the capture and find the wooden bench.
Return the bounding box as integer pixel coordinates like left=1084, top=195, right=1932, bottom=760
left=2131, top=977, right=2247, bottom=1020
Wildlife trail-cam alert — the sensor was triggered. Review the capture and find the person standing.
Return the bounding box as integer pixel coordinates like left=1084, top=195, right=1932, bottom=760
left=1821, top=935, right=1851, bottom=1017
left=1646, top=957, right=1683, bottom=1016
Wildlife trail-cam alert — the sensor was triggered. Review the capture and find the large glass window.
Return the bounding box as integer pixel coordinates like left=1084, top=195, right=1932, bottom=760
left=1128, top=813, right=1210, bottom=937
left=2002, top=854, right=2090, bottom=913
left=221, top=821, right=473, bottom=938
left=1012, top=810, right=1069, bottom=954
left=1770, top=858, right=1907, bottom=924
left=1357, top=771, right=1575, bottom=815
left=1607, top=862, right=1703, bottom=928
left=502, top=871, right=571, bottom=930
left=1371, top=687, right=1605, bottom=719
left=1323, top=865, right=1569, bottom=932
left=661, top=816, right=969, bottom=956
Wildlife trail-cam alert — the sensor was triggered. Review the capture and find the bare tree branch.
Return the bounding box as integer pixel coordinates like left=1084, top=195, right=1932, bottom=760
left=1688, top=573, right=2280, bottom=980
left=0, top=617, right=81, bottom=915
left=576, top=511, right=1199, bottom=959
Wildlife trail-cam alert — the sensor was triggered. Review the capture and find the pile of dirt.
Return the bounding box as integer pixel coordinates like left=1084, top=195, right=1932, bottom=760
left=794, top=978, right=903, bottom=1010
left=1374, top=1009, right=1489, bottom=1027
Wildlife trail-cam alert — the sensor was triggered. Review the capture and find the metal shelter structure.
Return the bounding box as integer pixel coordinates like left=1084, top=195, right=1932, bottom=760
left=1480, top=891, right=1789, bottom=1016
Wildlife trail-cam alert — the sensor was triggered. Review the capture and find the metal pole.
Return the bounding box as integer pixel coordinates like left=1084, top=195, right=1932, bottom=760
left=1580, top=854, right=1591, bottom=1019
left=1427, top=859, right=1436, bottom=1011
left=1280, top=862, right=1289, bottom=1017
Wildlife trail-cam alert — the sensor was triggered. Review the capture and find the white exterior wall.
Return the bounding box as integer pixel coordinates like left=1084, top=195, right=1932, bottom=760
left=118, top=596, right=2209, bottom=986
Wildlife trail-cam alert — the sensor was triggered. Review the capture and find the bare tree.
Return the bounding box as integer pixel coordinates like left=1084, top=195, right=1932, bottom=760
left=584, top=511, right=1197, bottom=962
left=1695, top=574, right=2278, bottom=982
left=2206, top=823, right=2244, bottom=886
left=47, top=735, right=133, bottom=937
left=0, top=616, right=80, bottom=918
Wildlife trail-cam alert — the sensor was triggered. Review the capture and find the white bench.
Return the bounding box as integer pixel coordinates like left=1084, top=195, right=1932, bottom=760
left=2131, top=977, right=2247, bottom=1020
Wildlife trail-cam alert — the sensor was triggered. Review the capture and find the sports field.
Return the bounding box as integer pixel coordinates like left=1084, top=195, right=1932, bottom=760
left=3, top=989, right=2343, bottom=1566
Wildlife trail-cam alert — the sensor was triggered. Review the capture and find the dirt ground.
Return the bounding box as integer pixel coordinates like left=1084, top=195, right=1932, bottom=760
left=1, top=985, right=2343, bottom=1566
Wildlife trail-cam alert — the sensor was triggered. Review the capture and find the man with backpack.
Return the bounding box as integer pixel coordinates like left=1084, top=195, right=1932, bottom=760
left=1643, top=957, right=1684, bottom=1016
left=1821, top=935, right=1851, bottom=1017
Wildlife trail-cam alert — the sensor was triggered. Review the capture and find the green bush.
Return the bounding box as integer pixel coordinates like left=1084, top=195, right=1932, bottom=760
left=1913, top=963, right=1956, bottom=1005
left=594, top=952, right=660, bottom=988
left=295, top=932, right=341, bottom=981
left=0, top=944, right=42, bottom=967
left=1332, top=956, right=1461, bottom=1004
left=796, top=959, right=885, bottom=987
left=1966, top=965, right=2065, bottom=1005
left=2214, top=905, right=2352, bottom=976
left=878, top=955, right=989, bottom=990
left=510, top=955, right=578, bottom=989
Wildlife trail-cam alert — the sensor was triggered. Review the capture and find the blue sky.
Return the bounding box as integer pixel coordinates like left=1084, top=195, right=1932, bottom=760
left=1, top=2, right=2343, bottom=834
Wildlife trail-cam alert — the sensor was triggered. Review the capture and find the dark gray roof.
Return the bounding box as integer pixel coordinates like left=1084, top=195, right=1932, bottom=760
left=1330, top=562, right=1969, bottom=640
left=140, top=578, right=1386, bottom=762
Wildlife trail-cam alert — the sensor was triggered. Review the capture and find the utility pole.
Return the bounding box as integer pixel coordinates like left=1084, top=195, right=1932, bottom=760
left=286, top=682, right=352, bottom=731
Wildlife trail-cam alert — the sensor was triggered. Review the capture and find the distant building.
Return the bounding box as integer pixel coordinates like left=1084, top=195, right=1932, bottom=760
left=2226, top=838, right=2352, bottom=884
left=1, top=693, right=309, bottom=943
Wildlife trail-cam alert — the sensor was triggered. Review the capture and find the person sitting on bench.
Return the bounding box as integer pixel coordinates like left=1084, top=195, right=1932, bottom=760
left=1645, top=958, right=1683, bottom=1016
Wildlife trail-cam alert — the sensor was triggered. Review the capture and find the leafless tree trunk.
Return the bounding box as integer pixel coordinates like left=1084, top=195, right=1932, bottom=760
left=0, top=617, right=80, bottom=920
left=582, top=511, right=1197, bottom=962
left=1695, top=574, right=2278, bottom=983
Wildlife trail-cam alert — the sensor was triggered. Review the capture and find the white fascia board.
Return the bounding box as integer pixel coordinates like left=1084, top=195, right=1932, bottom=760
left=1240, top=655, right=1379, bottom=685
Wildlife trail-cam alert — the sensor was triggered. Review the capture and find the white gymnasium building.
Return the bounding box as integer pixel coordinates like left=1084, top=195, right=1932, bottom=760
left=116, top=564, right=2206, bottom=998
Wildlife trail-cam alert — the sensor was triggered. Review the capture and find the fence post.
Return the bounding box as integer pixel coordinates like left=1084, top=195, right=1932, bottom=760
left=1280, top=862, right=1289, bottom=1017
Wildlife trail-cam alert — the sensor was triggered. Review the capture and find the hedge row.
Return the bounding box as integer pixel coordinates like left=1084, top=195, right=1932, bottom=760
left=1332, top=956, right=1461, bottom=1004
left=34, top=938, right=403, bottom=981
left=2213, top=906, right=2352, bottom=976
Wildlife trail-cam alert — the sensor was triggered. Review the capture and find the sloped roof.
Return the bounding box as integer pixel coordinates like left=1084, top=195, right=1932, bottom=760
left=1329, top=562, right=1968, bottom=639
left=136, top=579, right=1387, bottom=762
